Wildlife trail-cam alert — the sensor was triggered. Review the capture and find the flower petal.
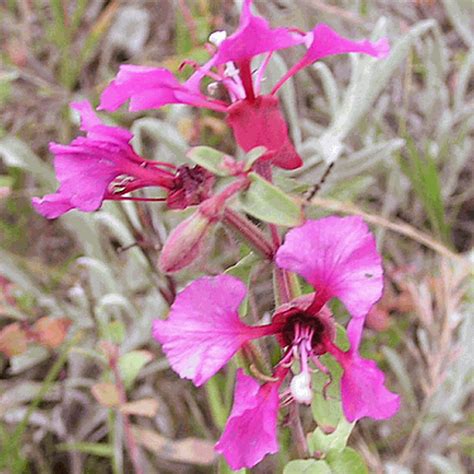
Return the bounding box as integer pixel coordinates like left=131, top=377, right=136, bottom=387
left=275, top=216, right=383, bottom=318
left=71, top=100, right=133, bottom=145
left=153, top=275, right=264, bottom=386
left=98, top=65, right=223, bottom=113
left=31, top=193, right=74, bottom=219
left=215, top=369, right=280, bottom=469
left=213, top=0, right=303, bottom=66
left=49, top=141, right=123, bottom=212
left=341, top=354, right=400, bottom=422
left=272, top=24, right=389, bottom=94
left=226, top=95, right=302, bottom=170
left=99, top=66, right=180, bottom=111
left=304, top=23, right=389, bottom=63
left=32, top=101, right=174, bottom=218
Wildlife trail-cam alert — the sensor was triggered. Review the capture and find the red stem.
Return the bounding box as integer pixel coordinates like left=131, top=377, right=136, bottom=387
left=223, top=208, right=275, bottom=260
left=256, top=162, right=293, bottom=303
left=237, top=59, right=256, bottom=101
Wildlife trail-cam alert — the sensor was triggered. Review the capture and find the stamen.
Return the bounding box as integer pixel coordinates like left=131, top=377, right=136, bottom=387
left=249, top=364, right=279, bottom=383
left=311, top=356, right=333, bottom=400
left=179, top=60, right=225, bottom=83
left=207, top=82, right=220, bottom=96
left=294, top=322, right=301, bottom=343
left=279, top=394, right=294, bottom=408
left=277, top=348, right=294, bottom=368
left=108, top=196, right=167, bottom=203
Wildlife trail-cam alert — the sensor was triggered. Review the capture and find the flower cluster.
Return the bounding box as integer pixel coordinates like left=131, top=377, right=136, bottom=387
left=154, top=216, right=400, bottom=469
left=97, top=0, right=388, bottom=170
left=32, top=0, right=399, bottom=471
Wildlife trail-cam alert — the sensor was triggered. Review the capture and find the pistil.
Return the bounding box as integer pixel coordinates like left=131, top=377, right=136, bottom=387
left=288, top=323, right=315, bottom=405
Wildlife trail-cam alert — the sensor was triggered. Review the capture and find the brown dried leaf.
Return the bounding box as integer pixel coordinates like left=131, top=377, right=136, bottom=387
left=132, top=426, right=217, bottom=465
left=0, top=323, right=28, bottom=357
left=91, top=382, right=120, bottom=408
left=119, top=398, right=159, bottom=417
left=32, top=317, right=72, bottom=349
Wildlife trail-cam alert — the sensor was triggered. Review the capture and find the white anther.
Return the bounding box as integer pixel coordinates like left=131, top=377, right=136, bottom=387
left=224, top=62, right=239, bottom=78
left=290, top=372, right=313, bottom=405
left=207, top=82, right=219, bottom=95
left=209, top=30, right=227, bottom=46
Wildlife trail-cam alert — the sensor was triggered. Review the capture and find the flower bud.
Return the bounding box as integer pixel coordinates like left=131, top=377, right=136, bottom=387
left=159, top=211, right=216, bottom=273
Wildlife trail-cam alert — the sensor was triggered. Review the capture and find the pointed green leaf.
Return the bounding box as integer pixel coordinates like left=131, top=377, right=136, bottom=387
left=118, top=350, right=153, bottom=390
left=399, top=138, right=451, bottom=244
left=186, top=146, right=232, bottom=176
left=326, top=447, right=368, bottom=474
left=56, top=442, right=113, bottom=458
left=283, top=459, right=332, bottom=474
left=240, top=172, right=304, bottom=227
left=225, top=250, right=259, bottom=316
left=244, top=146, right=267, bottom=170
left=308, top=418, right=355, bottom=455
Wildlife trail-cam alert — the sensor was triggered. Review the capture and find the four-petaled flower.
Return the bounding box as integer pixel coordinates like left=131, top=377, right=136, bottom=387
left=32, top=101, right=214, bottom=219
left=153, top=216, right=400, bottom=469
left=99, top=0, right=389, bottom=170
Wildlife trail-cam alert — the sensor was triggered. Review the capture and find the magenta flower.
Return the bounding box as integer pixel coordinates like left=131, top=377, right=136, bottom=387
left=99, top=0, right=389, bottom=170
left=32, top=101, right=213, bottom=218
left=153, top=216, right=399, bottom=469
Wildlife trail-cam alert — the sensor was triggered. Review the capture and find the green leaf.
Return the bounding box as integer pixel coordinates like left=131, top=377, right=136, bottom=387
left=224, top=250, right=259, bottom=316
left=273, top=175, right=310, bottom=194
left=311, top=327, right=347, bottom=433
left=118, top=350, right=153, bottom=390
left=244, top=146, right=267, bottom=170
left=309, top=418, right=355, bottom=455
left=326, top=447, right=368, bottom=474
left=240, top=172, right=304, bottom=227
left=0, top=136, right=56, bottom=188
left=186, top=146, right=232, bottom=176
left=312, top=391, right=342, bottom=432
left=283, top=459, right=332, bottom=474
left=399, top=138, right=451, bottom=244
left=107, top=320, right=126, bottom=345
left=56, top=442, right=113, bottom=458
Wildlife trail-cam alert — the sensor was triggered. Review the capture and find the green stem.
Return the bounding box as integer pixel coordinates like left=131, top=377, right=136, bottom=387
left=108, top=410, right=121, bottom=474
left=206, top=376, right=228, bottom=429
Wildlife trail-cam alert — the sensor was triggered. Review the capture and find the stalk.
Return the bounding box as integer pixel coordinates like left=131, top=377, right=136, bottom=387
left=223, top=208, right=275, bottom=260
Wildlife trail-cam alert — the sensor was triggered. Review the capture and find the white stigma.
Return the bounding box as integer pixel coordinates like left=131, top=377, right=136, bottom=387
left=290, top=372, right=313, bottom=405
left=209, top=30, right=227, bottom=47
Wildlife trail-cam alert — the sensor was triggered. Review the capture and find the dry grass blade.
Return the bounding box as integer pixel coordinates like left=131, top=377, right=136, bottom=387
left=308, top=196, right=464, bottom=262
left=119, top=399, right=159, bottom=417
left=132, top=426, right=217, bottom=465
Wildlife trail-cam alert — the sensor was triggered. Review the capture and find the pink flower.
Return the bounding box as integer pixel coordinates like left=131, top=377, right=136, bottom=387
left=153, top=216, right=399, bottom=469
left=99, top=0, right=389, bottom=170
left=32, top=101, right=213, bottom=218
